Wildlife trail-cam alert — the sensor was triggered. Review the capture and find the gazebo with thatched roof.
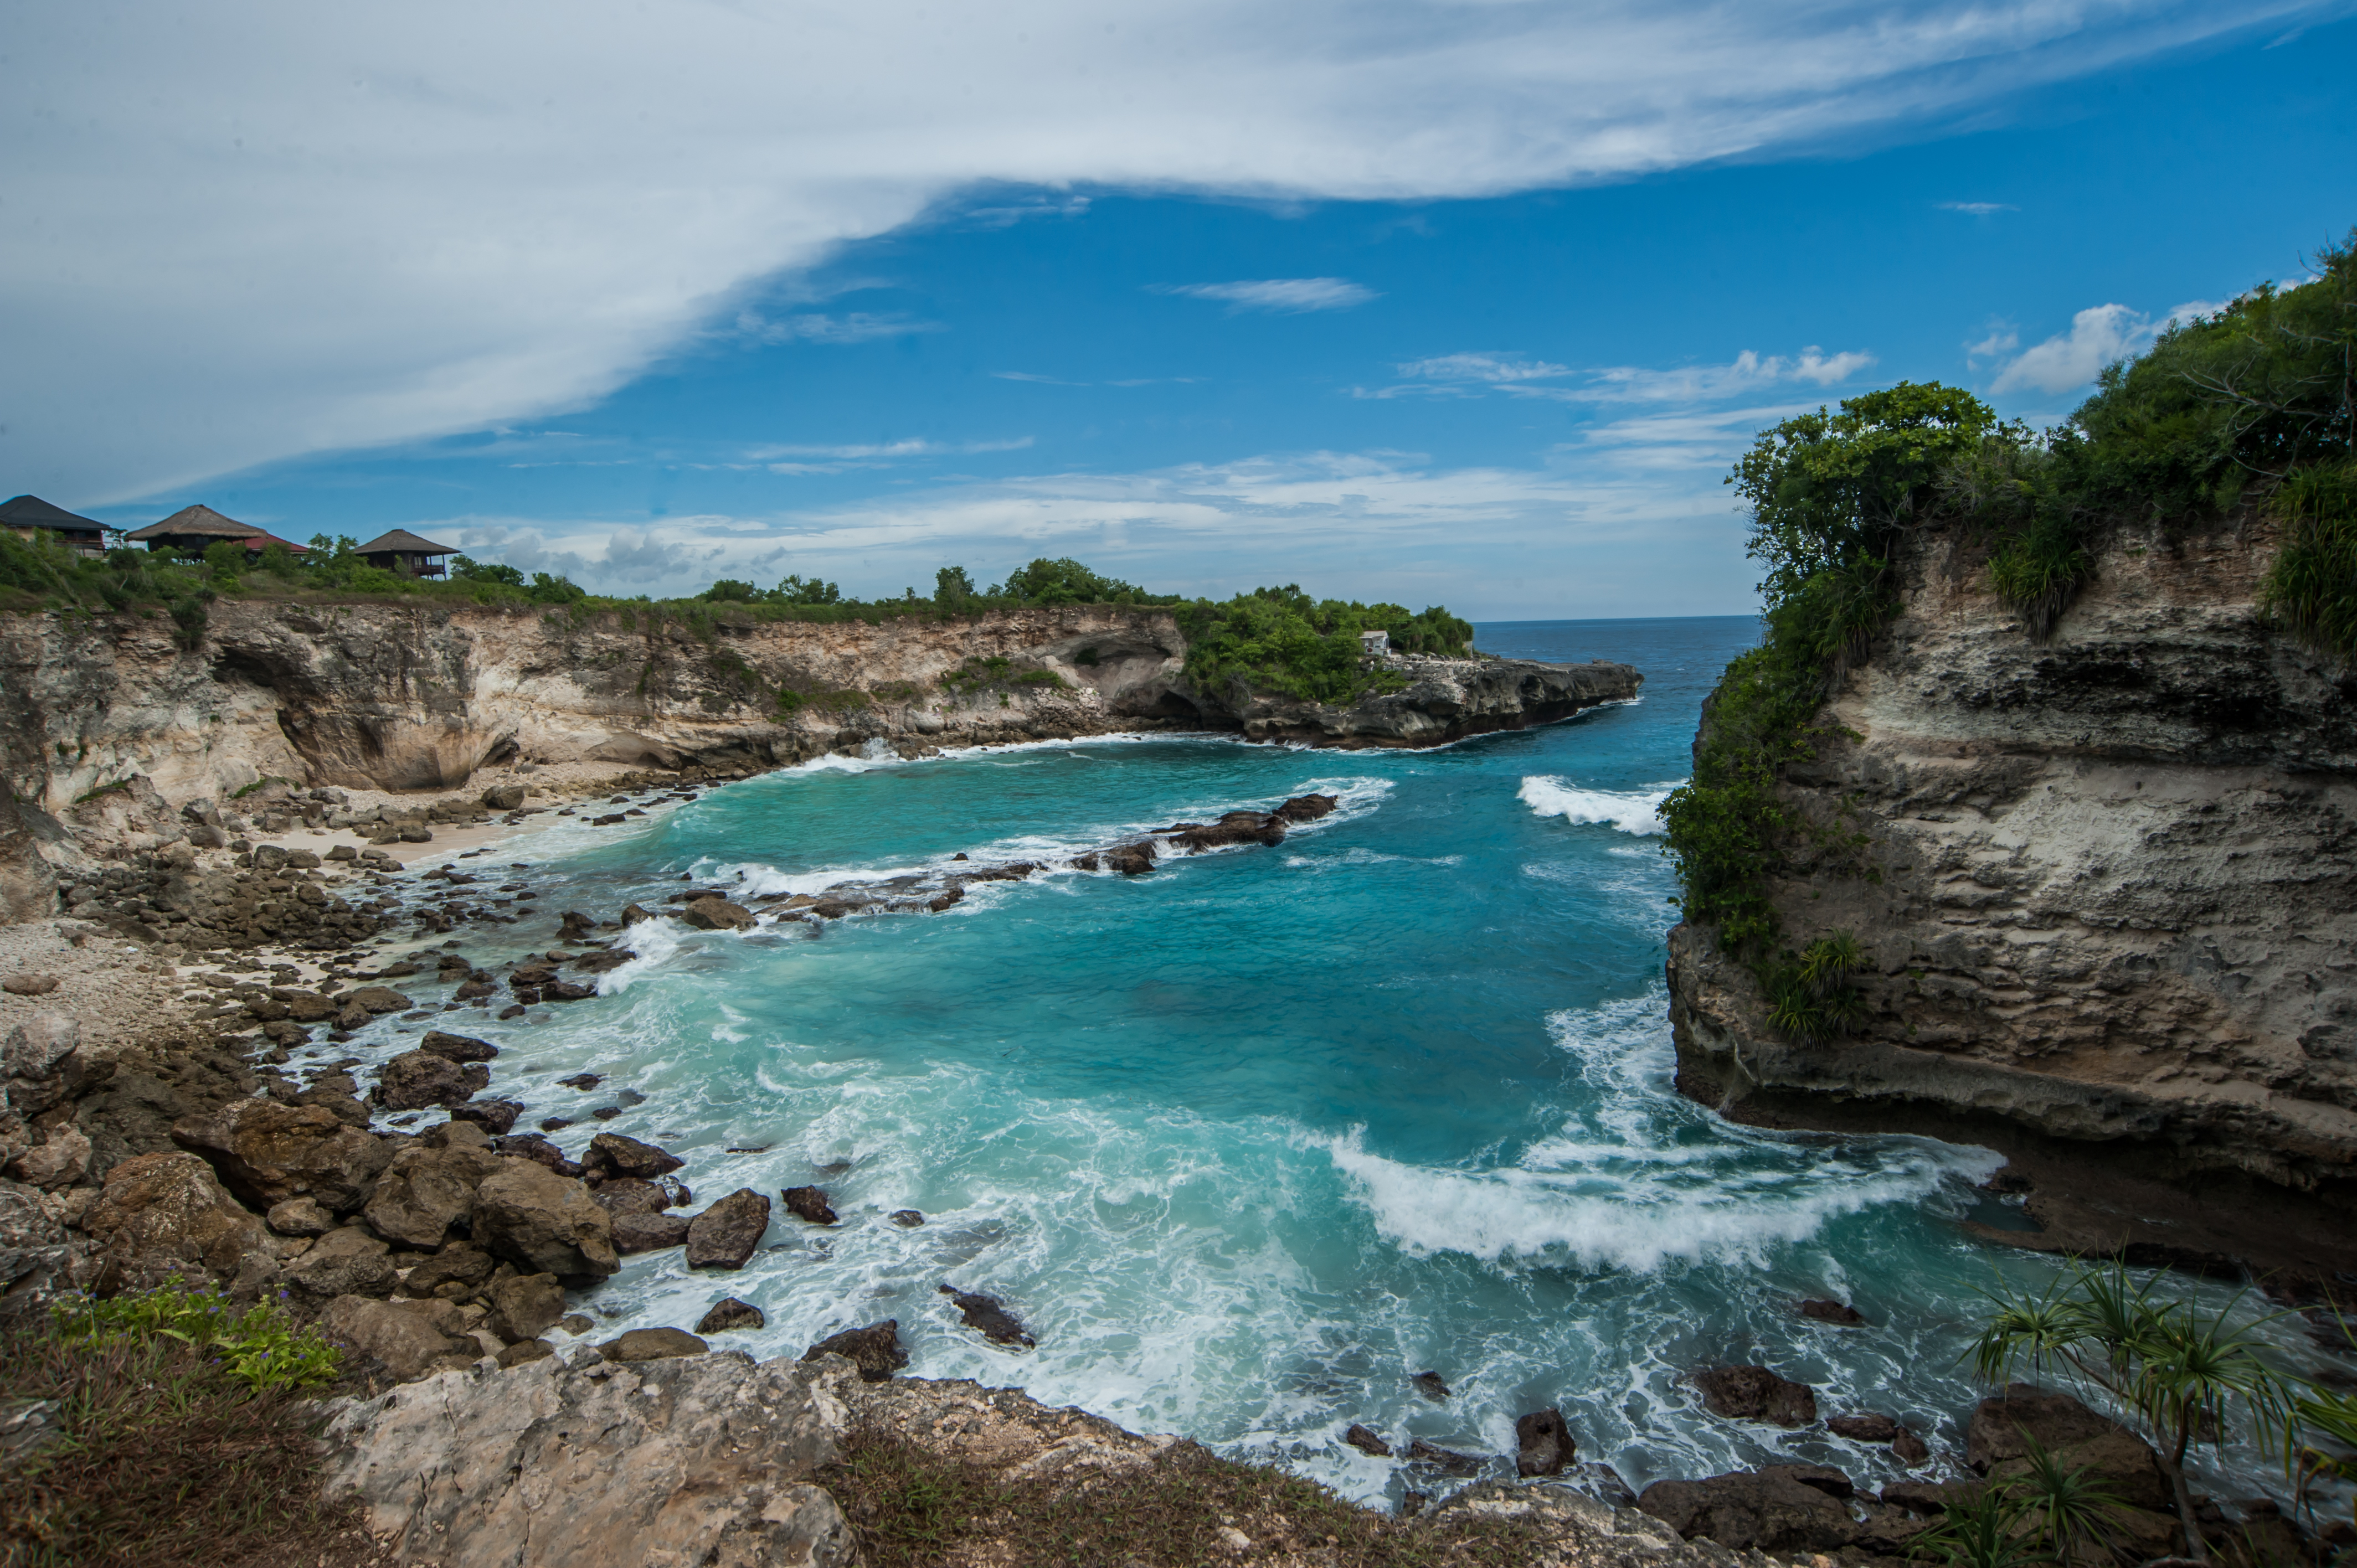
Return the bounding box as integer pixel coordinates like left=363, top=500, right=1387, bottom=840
left=127, top=504, right=309, bottom=560
left=354, top=529, right=457, bottom=578
left=1, top=495, right=109, bottom=556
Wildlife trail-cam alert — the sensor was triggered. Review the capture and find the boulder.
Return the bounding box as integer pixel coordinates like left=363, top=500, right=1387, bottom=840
left=267, top=1196, right=334, bottom=1236
left=590, top=1177, right=671, bottom=1217
left=541, top=981, right=597, bottom=1002
left=1344, top=1423, right=1391, bottom=1457
left=320, top=1294, right=480, bottom=1382
left=0, top=1176, right=75, bottom=1304
left=471, top=1162, right=619, bottom=1282
left=9, top=1126, right=91, bottom=1190
left=1637, top=1467, right=1861, bottom=1552
left=1828, top=1413, right=1900, bottom=1442
left=497, top=1338, right=554, bottom=1368
left=1412, top=1370, right=1452, bottom=1401
left=418, top=1030, right=500, bottom=1063
left=286, top=993, right=338, bottom=1023
left=485, top=1272, right=567, bottom=1342
left=681, top=896, right=756, bottom=932
left=601, top=1327, right=708, bottom=1363
left=802, top=1320, right=905, bottom=1382
left=1, top=973, right=59, bottom=997
left=397, top=1244, right=497, bottom=1302
left=481, top=783, right=526, bottom=811
left=938, top=1284, right=1033, bottom=1348
left=889, top=1209, right=924, bottom=1227
left=1799, top=1298, right=1866, bottom=1325
left=1515, top=1407, right=1575, bottom=1477
left=1967, top=1385, right=2170, bottom=1512
left=781, top=1185, right=838, bottom=1225
left=319, top=1347, right=854, bottom=1568
left=451, top=1100, right=523, bottom=1136
left=1695, top=1365, right=1818, bottom=1427
left=287, top=1248, right=402, bottom=1302
left=613, top=1211, right=693, bottom=1254
left=372, top=1050, right=490, bottom=1111
left=4, top=1015, right=82, bottom=1115
left=1273, top=793, right=1340, bottom=823
left=583, top=1132, right=684, bottom=1180
left=170, top=1098, right=394, bottom=1212
left=81, top=1151, right=270, bottom=1292
left=697, top=1297, right=765, bottom=1334
left=685, top=1189, right=770, bottom=1269
left=346, top=986, right=412, bottom=1014
left=621, top=902, right=656, bottom=925
left=1406, top=1439, right=1482, bottom=1475
left=362, top=1142, right=507, bottom=1249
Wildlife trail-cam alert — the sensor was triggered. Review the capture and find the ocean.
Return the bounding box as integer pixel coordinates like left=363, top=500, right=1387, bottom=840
left=315, top=616, right=2317, bottom=1508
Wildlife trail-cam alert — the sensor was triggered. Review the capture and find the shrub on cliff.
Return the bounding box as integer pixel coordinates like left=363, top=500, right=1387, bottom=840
left=1177, top=587, right=1473, bottom=705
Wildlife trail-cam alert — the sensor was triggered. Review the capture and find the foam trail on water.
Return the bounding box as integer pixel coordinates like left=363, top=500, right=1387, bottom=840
left=1517, top=776, right=1679, bottom=835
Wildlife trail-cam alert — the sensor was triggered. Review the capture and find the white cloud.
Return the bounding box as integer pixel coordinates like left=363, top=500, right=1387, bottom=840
left=1965, top=326, right=2020, bottom=363
left=1362, top=346, right=1875, bottom=403
left=734, top=311, right=943, bottom=345
left=743, top=435, right=1034, bottom=473
left=1990, top=298, right=2224, bottom=395
left=1150, top=278, right=1380, bottom=313
left=1, top=0, right=2324, bottom=503
left=1938, top=201, right=2019, bottom=214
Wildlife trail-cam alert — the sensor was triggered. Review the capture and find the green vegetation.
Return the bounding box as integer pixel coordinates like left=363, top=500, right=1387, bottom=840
left=3, top=1282, right=350, bottom=1566
left=822, top=1425, right=1546, bottom=1568
left=1177, top=587, right=1473, bottom=705
left=1965, top=1261, right=2289, bottom=1562
left=1665, top=232, right=2357, bottom=1028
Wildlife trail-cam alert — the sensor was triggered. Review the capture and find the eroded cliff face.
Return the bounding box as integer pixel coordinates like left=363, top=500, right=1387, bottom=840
left=1665, top=514, right=2357, bottom=1267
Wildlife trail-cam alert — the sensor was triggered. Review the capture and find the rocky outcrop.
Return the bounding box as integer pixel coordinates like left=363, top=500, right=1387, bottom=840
left=1191, top=654, right=1642, bottom=747
left=1666, top=512, right=2357, bottom=1277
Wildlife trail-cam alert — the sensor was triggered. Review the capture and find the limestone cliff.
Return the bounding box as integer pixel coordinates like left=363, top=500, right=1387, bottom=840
left=1665, top=512, right=2357, bottom=1274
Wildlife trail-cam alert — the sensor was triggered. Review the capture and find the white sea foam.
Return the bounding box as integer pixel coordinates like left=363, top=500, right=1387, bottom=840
left=1516, top=776, right=1681, bottom=835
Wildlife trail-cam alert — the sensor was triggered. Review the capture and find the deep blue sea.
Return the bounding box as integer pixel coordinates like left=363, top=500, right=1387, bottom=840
left=316, top=617, right=2318, bottom=1507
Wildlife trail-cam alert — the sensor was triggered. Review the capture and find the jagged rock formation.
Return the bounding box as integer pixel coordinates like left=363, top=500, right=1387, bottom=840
left=0, top=604, right=1636, bottom=819
left=1666, top=512, right=2357, bottom=1277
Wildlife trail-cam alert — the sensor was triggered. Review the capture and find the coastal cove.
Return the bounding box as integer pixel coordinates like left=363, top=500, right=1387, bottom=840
left=261, top=616, right=2335, bottom=1515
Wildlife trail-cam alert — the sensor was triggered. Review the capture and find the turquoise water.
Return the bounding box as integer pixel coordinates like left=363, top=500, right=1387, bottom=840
left=321, top=617, right=2322, bottom=1508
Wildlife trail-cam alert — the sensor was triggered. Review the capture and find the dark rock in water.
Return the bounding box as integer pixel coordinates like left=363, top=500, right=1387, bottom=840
left=485, top=1272, right=567, bottom=1342
left=542, top=980, right=597, bottom=1002
left=1103, top=843, right=1157, bottom=876
left=1576, top=1462, right=1639, bottom=1508
left=584, top=1131, right=684, bottom=1180
left=926, top=890, right=962, bottom=912
left=696, top=1296, right=765, bottom=1334
left=497, top=1004, right=527, bottom=1020
left=1170, top=814, right=1285, bottom=852
left=1273, top=793, right=1340, bottom=823
left=685, top=1189, right=770, bottom=1269
left=591, top=1177, right=670, bottom=1217
left=573, top=948, right=636, bottom=973
left=492, top=1133, right=584, bottom=1178
left=889, top=1209, right=924, bottom=1227
left=681, top=896, right=755, bottom=931
left=1515, top=1407, right=1574, bottom=1477
left=804, top=1319, right=908, bottom=1382
left=1638, top=1466, right=1861, bottom=1552
left=599, top=1326, right=706, bottom=1362
left=1967, top=1384, right=2170, bottom=1512
left=418, top=1029, right=498, bottom=1062
left=611, top=1210, right=692, bottom=1254
left=1343, top=1423, right=1392, bottom=1457
left=557, top=1072, right=603, bottom=1090
left=559, top=910, right=596, bottom=934
left=1695, top=1365, right=1818, bottom=1427
left=451, top=1100, right=522, bottom=1136
left=782, top=1185, right=838, bottom=1225
left=512, top=964, right=560, bottom=988
left=372, top=1050, right=487, bottom=1110
left=939, top=1283, right=1034, bottom=1348
left=1411, top=1370, right=1452, bottom=1401
left=1892, top=1428, right=1930, bottom=1467
left=538, top=1117, right=573, bottom=1132
left=1828, top=1413, right=1901, bottom=1443
left=621, top=902, right=656, bottom=925
left=590, top=1106, right=622, bottom=1121
left=1799, top=1298, right=1867, bottom=1326
left=1406, top=1439, right=1481, bottom=1476
left=1071, top=853, right=1100, bottom=870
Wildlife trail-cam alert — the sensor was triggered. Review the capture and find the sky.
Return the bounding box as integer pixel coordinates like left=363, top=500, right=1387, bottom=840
left=5, top=1, right=2354, bottom=619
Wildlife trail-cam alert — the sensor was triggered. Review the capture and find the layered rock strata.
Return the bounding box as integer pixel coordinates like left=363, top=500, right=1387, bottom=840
left=1666, top=512, right=2357, bottom=1278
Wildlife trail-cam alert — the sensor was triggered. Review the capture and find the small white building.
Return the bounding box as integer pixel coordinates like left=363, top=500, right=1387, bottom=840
left=1360, top=628, right=1390, bottom=657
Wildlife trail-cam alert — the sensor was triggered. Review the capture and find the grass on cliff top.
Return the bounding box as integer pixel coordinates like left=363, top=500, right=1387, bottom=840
left=822, top=1427, right=1550, bottom=1568
left=1, top=1285, right=377, bottom=1568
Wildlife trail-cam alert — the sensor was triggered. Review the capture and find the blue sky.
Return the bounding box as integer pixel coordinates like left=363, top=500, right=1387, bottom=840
left=8, top=1, right=2354, bottom=617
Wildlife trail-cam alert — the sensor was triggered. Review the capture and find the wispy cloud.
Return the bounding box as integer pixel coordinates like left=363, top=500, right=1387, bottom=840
left=745, top=435, right=1034, bottom=474
left=1150, top=278, right=1379, bottom=313
left=1938, top=201, right=2019, bottom=215
left=1991, top=300, right=2220, bottom=395
left=735, top=311, right=944, bottom=345
left=1357, top=346, right=1874, bottom=404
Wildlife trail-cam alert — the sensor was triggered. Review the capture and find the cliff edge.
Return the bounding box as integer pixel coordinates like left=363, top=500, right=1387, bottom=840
left=1665, top=513, right=2357, bottom=1280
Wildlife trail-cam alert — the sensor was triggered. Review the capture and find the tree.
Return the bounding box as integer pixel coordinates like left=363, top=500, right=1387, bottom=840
left=934, top=565, right=977, bottom=606
left=773, top=573, right=840, bottom=605
left=1967, top=1260, right=2289, bottom=1562
left=697, top=577, right=760, bottom=602
left=451, top=555, right=526, bottom=586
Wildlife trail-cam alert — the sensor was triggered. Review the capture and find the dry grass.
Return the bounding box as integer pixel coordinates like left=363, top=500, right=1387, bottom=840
left=0, top=1322, right=385, bottom=1568
left=821, top=1426, right=1548, bottom=1568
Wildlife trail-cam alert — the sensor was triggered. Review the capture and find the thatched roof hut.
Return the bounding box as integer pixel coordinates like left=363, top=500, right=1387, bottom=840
left=126, top=505, right=308, bottom=557
left=355, top=529, right=457, bottom=577
left=1, top=494, right=107, bottom=556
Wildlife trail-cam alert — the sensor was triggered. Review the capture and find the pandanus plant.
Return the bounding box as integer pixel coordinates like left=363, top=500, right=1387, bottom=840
left=1964, top=1261, right=2291, bottom=1565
